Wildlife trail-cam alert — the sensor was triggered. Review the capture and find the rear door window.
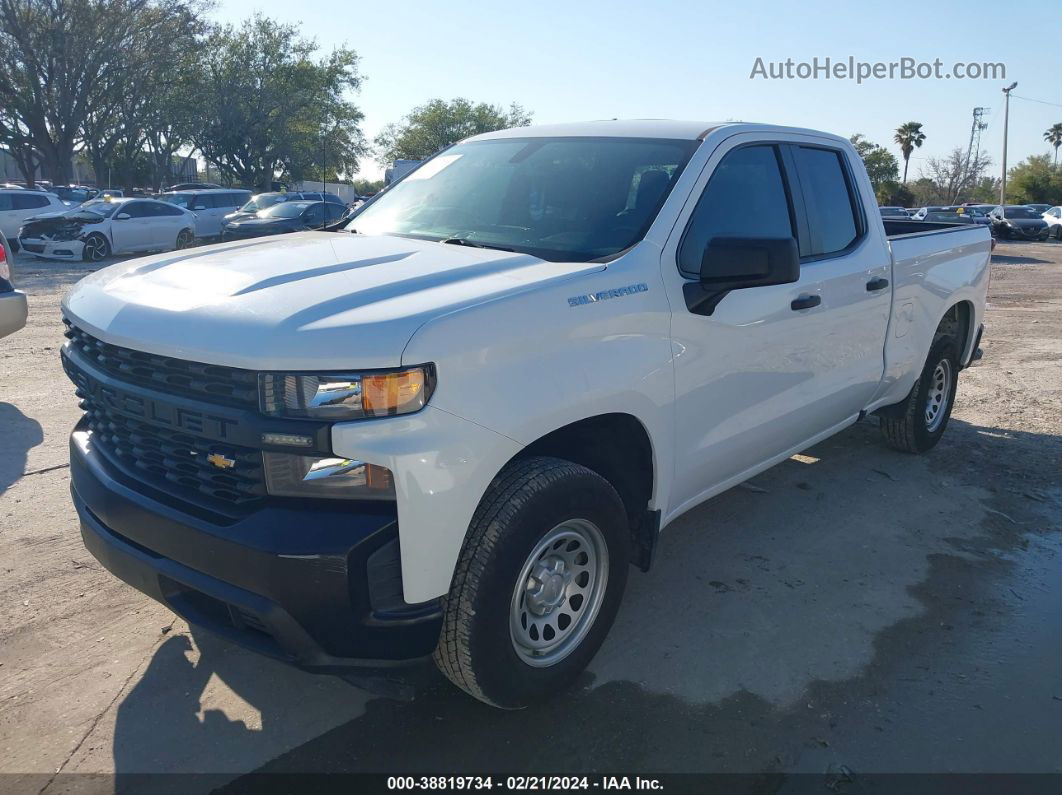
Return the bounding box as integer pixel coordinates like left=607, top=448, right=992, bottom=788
left=12, top=193, right=50, bottom=210
left=792, top=146, right=862, bottom=258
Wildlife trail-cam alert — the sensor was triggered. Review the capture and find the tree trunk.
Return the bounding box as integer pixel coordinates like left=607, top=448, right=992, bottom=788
left=902, top=157, right=910, bottom=185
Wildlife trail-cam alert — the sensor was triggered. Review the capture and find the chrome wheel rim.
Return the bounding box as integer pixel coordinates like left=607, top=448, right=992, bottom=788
left=176, top=231, right=192, bottom=249
left=509, top=519, right=608, bottom=668
left=85, top=236, right=106, bottom=261
left=924, top=359, right=952, bottom=433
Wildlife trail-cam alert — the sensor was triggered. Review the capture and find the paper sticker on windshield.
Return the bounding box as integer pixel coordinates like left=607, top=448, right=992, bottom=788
left=405, top=154, right=462, bottom=181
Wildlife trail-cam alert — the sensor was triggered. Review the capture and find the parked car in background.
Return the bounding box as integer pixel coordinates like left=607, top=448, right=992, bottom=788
left=0, top=182, right=25, bottom=190
left=878, top=206, right=909, bottom=218
left=1042, top=206, right=1062, bottom=239
left=53, top=186, right=98, bottom=205
left=0, top=230, right=26, bottom=338
left=158, top=188, right=252, bottom=239
left=1024, top=203, right=1052, bottom=215
left=0, top=188, right=67, bottom=249
left=19, top=197, right=195, bottom=262
left=165, top=182, right=224, bottom=192
left=223, top=191, right=345, bottom=224
left=957, top=205, right=993, bottom=228
left=922, top=211, right=975, bottom=223
left=220, top=199, right=346, bottom=240
left=988, top=205, right=1050, bottom=240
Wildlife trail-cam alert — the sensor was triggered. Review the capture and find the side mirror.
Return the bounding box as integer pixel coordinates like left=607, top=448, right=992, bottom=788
left=684, top=236, right=800, bottom=315
left=115, top=212, right=131, bottom=220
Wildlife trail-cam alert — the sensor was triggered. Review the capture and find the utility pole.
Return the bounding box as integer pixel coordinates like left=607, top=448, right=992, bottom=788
left=1000, top=82, right=1017, bottom=214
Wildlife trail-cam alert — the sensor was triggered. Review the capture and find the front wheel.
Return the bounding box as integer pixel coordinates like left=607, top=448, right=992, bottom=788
left=434, top=457, right=630, bottom=708
left=82, top=233, right=110, bottom=262
left=878, top=337, right=959, bottom=453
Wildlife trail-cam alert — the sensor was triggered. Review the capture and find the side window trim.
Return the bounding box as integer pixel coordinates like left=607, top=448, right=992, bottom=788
left=675, top=141, right=802, bottom=280
left=789, top=143, right=867, bottom=263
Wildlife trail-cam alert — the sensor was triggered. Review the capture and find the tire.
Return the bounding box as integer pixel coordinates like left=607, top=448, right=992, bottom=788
left=878, top=337, right=960, bottom=453
left=82, top=233, right=110, bottom=262
left=434, top=456, right=630, bottom=709
left=175, top=228, right=194, bottom=250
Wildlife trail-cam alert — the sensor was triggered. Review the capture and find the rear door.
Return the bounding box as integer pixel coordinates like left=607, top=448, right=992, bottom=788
left=661, top=134, right=890, bottom=515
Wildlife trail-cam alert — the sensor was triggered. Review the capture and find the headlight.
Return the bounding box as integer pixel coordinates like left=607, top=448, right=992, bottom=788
left=260, top=366, right=435, bottom=420
left=263, top=453, right=395, bottom=500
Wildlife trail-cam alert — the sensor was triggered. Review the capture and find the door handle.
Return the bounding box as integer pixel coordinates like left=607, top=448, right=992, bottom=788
left=790, top=294, right=821, bottom=311
left=866, top=277, right=890, bottom=291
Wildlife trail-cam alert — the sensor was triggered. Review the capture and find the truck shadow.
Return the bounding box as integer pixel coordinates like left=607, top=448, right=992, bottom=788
left=0, top=402, right=44, bottom=496
left=108, top=418, right=1061, bottom=785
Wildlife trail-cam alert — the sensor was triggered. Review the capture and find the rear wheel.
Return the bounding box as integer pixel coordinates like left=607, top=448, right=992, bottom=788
left=82, top=233, right=110, bottom=262
left=878, top=337, right=959, bottom=453
left=175, top=228, right=194, bottom=250
left=434, top=457, right=629, bottom=708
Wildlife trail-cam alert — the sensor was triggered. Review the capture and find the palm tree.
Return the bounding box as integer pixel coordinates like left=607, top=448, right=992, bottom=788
left=894, top=122, right=926, bottom=184
left=1044, top=123, right=1062, bottom=165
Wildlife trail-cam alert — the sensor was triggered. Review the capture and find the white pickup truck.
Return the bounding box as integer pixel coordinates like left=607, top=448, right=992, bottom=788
left=61, top=120, right=989, bottom=708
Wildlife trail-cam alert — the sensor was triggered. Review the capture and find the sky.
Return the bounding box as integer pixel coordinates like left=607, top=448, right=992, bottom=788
left=212, top=0, right=1062, bottom=183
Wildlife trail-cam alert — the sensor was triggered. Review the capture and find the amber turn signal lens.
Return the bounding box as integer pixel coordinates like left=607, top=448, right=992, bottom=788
left=362, top=370, right=427, bottom=416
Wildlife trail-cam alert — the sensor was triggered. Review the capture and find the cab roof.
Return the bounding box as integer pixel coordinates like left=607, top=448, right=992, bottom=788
left=465, top=119, right=842, bottom=144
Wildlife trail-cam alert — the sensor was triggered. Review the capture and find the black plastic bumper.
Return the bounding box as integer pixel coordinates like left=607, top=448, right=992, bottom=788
left=70, top=423, right=442, bottom=671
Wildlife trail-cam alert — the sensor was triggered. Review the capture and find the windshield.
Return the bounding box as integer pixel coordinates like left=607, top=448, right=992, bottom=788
left=159, top=193, right=190, bottom=208
left=261, top=201, right=312, bottom=218
left=240, top=193, right=287, bottom=213
left=1003, top=206, right=1041, bottom=219
left=347, top=137, right=699, bottom=261
left=879, top=208, right=906, bottom=216
left=74, top=200, right=120, bottom=218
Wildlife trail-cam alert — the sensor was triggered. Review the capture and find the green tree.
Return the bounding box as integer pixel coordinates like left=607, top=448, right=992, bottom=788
left=374, top=98, right=532, bottom=164
left=192, top=15, right=366, bottom=191
left=877, top=181, right=913, bottom=207
left=0, top=0, right=204, bottom=184
left=893, top=121, right=926, bottom=184
left=1006, top=154, right=1062, bottom=205
left=850, top=134, right=899, bottom=192
left=1044, top=123, right=1062, bottom=166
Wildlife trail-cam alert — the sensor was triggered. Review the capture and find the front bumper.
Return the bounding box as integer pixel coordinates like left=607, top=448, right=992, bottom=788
left=70, top=422, right=442, bottom=671
left=18, top=236, right=86, bottom=260
left=0, top=290, right=27, bottom=337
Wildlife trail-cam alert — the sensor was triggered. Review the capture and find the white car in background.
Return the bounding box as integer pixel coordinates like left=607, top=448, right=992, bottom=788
left=1043, top=206, right=1062, bottom=239
left=0, top=188, right=66, bottom=248
left=157, top=188, right=252, bottom=239
left=18, top=197, right=196, bottom=262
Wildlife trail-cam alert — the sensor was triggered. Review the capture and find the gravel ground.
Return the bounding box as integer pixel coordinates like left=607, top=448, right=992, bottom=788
left=1, top=241, right=1060, bottom=792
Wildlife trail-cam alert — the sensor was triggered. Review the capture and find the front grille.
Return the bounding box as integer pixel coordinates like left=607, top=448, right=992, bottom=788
left=63, top=320, right=259, bottom=409
left=22, top=242, right=44, bottom=253
left=80, top=394, right=265, bottom=505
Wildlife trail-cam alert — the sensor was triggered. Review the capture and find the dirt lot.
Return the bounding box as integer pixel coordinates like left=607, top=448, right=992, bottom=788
left=1, top=241, right=1060, bottom=792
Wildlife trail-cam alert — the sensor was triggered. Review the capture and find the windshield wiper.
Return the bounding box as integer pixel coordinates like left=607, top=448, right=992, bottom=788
left=440, top=237, right=513, bottom=252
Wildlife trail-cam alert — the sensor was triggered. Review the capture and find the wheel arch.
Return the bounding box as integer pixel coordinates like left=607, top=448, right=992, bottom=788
left=935, top=299, right=976, bottom=364
left=505, top=412, right=660, bottom=571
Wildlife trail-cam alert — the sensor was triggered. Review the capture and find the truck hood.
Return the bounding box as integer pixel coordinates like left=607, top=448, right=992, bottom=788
left=63, top=231, right=602, bottom=370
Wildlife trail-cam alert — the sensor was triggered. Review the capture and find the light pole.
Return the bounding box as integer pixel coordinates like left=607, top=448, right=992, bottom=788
left=1000, top=81, right=1017, bottom=213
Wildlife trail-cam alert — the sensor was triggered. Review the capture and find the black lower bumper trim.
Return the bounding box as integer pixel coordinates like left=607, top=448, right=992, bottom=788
left=71, top=423, right=442, bottom=671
